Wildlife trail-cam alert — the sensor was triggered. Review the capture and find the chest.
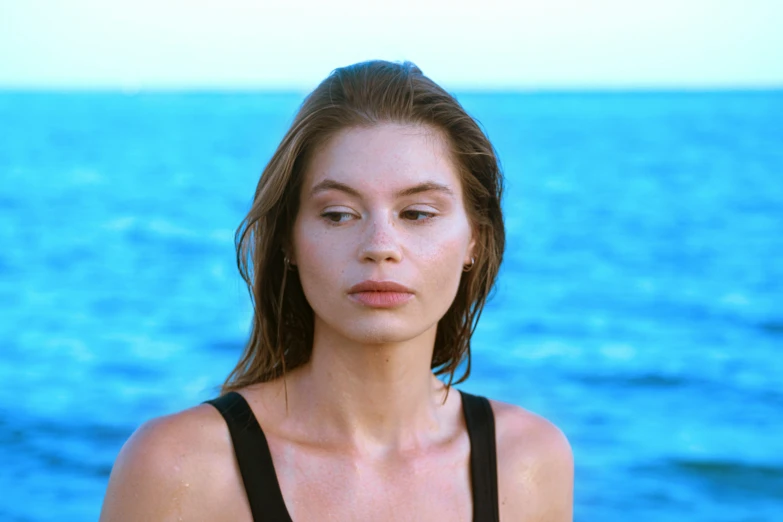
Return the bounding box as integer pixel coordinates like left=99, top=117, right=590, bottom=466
left=262, top=435, right=474, bottom=522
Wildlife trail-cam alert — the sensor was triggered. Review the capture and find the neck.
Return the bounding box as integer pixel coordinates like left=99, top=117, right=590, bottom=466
left=285, top=320, right=452, bottom=453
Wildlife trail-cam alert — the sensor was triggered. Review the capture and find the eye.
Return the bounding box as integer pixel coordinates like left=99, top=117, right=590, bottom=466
left=400, top=209, right=436, bottom=221
left=321, top=211, right=354, bottom=224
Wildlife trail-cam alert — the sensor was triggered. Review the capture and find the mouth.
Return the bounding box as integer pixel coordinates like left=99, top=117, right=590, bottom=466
left=347, top=280, right=415, bottom=308
left=348, top=280, right=415, bottom=293
left=348, top=291, right=414, bottom=308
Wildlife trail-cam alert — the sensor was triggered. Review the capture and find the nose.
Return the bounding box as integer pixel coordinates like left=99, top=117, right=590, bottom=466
left=358, top=215, right=402, bottom=264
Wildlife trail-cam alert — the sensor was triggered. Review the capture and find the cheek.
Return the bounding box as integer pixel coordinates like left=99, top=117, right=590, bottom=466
left=291, top=222, right=347, bottom=301
left=295, top=230, right=327, bottom=265
left=293, top=217, right=335, bottom=264
left=413, top=225, right=471, bottom=287
left=416, top=238, right=465, bottom=273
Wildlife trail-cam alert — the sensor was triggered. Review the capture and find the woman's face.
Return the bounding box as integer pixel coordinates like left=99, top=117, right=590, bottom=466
left=292, top=123, right=475, bottom=345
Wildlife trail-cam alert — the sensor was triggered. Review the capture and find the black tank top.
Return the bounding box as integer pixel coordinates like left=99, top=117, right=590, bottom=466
left=205, top=390, right=500, bottom=522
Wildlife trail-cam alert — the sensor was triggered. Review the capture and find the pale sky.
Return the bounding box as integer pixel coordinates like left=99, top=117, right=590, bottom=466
left=1, top=0, right=781, bottom=90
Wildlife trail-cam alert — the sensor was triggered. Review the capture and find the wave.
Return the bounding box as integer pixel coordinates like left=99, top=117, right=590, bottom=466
left=758, top=319, right=783, bottom=336
left=648, top=457, right=783, bottom=500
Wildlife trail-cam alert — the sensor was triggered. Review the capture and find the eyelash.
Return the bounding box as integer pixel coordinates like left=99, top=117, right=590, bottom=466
left=401, top=210, right=435, bottom=221
left=320, top=210, right=436, bottom=224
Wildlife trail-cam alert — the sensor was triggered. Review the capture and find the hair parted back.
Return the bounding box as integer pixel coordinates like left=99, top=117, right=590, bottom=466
left=222, top=59, right=505, bottom=395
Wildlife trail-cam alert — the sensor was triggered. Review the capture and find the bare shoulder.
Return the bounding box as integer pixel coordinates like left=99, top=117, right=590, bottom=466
left=490, top=399, right=574, bottom=522
left=99, top=402, right=248, bottom=521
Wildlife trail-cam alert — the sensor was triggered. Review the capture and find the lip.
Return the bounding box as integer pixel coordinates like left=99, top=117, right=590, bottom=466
left=347, top=280, right=415, bottom=294
left=347, top=280, right=415, bottom=309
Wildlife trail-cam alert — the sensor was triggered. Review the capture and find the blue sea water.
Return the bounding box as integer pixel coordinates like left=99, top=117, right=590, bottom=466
left=0, top=90, right=781, bottom=521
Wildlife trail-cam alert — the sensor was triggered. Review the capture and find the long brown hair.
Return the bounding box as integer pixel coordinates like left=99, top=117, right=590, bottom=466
left=222, top=60, right=505, bottom=394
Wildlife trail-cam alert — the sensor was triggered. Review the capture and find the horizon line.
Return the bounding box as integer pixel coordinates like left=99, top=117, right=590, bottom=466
left=1, top=84, right=781, bottom=94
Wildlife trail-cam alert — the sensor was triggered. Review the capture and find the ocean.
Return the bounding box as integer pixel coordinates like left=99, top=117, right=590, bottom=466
left=1, top=90, right=781, bottom=521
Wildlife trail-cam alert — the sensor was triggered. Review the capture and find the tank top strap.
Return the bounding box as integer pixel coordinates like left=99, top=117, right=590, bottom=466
left=206, top=390, right=499, bottom=522
left=459, top=390, right=501, bottom=522
left=204, top=392, right=293, bottom=522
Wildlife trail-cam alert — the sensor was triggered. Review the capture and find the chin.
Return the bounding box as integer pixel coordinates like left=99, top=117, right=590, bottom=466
left=350, top=328, right=413, bottom=345
left=350, top=322, right=421, bottom=345
left=329, top=314, right=434, bottom=346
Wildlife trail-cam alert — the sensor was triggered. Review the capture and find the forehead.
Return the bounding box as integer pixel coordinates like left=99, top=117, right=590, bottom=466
left=301, top=123, right=461, bottom=195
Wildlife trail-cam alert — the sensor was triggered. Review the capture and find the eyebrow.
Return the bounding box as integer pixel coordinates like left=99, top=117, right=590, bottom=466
left=309, top=179, right=456, bottom=199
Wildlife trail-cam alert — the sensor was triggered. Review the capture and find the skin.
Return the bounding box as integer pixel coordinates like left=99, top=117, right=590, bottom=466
left=99, top=123, right=574, bottom=521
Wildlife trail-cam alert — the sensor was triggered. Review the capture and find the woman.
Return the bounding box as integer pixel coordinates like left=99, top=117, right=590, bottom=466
left=99, top=60, right=573, bottom=521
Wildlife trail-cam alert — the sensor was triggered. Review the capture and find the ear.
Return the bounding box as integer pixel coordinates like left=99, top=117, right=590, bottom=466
left=464, top=231, right=477, bottom=266
left=282, top=245, right=297, bottom=266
